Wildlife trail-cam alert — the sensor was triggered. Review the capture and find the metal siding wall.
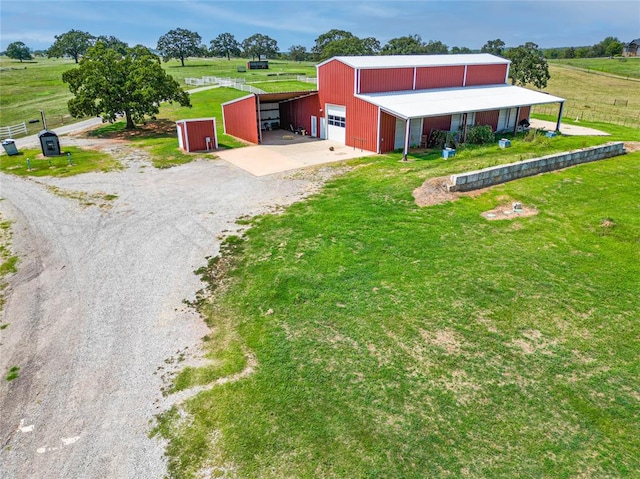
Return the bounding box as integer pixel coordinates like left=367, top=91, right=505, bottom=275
left=359, top=68, right=414, bottom=93
left=518, top=106, right=531, bottom=122
left=222, top=96, right=258, bottom=144
left=318, top=60, right=354, bottom=106
left=185, top=120, right=216, bottom=152
left=465, top=64, right=508, bottom=86
left=348, top=98, right=379, bottom=152
left=318, top=60, right=378, bottom=152
left=280, top=94, right=321, bottom=135
left=474, top=110, right=500, bottom=131
left=422, top=115, right=453, bottom=136
left=415, top=66, right=465, bottom=89
left=379, top=111, right=396, bottom=153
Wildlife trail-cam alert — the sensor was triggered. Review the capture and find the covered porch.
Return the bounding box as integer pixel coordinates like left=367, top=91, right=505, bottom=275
left=357, top=84, right=565, bottom=160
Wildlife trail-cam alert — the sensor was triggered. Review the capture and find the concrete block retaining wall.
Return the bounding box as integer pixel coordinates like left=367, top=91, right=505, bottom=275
left=448, top=142, right=626, bottom=192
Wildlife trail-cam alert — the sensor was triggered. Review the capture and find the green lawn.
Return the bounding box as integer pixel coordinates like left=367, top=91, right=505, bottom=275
left=0, top=56, right=316, bottom=135
left=0, top=146, right=121, bottom=177
left=154, top=123, right=640, bottom=478
left=0, top=56, right=81, bottom=133
left=86, top=87, right=250, bottom=167
left=532, top=64, right=640, bottom=128
left=549, top=57, right=640, bottom=79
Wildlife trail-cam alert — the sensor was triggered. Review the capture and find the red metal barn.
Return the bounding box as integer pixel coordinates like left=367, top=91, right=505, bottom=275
left=222, top=91, right=319, bottom=144
left=222, top=54, right=565, bottom=160
left=176, top=118, right=217, bottom=152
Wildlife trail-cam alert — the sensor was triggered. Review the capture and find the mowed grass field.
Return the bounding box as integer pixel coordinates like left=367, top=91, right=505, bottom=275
left=0, top=56, right=317, bottom=134
left=549, top=57, right=640, bottom=79
left=0, top=57, right=80, bottom=134
left=533, top=62, right=640, bottom=128
left=153, top=120, right=640, bottom=478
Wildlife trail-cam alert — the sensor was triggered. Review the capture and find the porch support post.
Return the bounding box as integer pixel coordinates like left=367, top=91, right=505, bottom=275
left=556, top=101, right=565, bottom=132
left=461, top=112, right=468, bottom=143
left=513, top=106, right=521, bottom=136
left=403, top=117, right=411, bottom=161
left=257, top=95, right=262, bottom=144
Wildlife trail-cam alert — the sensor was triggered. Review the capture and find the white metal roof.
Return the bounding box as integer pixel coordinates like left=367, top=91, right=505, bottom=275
left=355, top=84, right=564, bottom=119
left=320, top=53, right=509, bottom=69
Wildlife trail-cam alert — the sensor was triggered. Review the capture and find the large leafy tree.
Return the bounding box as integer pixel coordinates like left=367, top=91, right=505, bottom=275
left=95, top=35, right=129, bottom=55
left=313, top=29, right=380, bottom=59
left=62, top=42, right=191, bottom=129
left=47, top=29, right=95, bottom=63
left=505, top=42, right=550, bottom=89
left=312, top=29, right=354, bottom=58
left=451, top=46, right=472, bottom=54
left=241, top=34, right=278, bottom=60
left=156, top=28, right=202, bottom=66
left=381, top=35, right=426, bottom=55
left=423, top=40, right=448, bottom=54
left=288, top=44, right=308, bottom=62
left=592, top=36, right=624, bottom=57
left=209, top=32, right=240, bottom=60
left=481, top=38, right=506, bottom=57
left=6, top=41, right=32, bottom=62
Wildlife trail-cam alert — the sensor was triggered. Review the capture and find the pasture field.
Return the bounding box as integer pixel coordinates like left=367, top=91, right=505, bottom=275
left=549, top=57, right=640, bottom=79
left=533, top=64, right=640, bottom=128
left=0, top=56, right=316, bottom=135
left=154, top=120, right=640, bottom=478
left=0, top=57, right=80, bottom=134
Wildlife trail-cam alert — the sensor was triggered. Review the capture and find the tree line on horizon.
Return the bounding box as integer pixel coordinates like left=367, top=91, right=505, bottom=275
left=3, top=28, right=627, bottom=65
left=0, top=28, right=624, bottom=133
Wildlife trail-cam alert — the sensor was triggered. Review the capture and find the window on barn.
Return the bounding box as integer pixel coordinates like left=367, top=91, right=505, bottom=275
left=328, top=114, right=346, bottom=128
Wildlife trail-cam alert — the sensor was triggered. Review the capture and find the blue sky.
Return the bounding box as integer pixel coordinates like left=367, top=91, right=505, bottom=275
left=1, top=0, right=638, bottom=52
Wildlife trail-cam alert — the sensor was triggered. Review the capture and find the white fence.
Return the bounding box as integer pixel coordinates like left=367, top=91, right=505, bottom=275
left=297, top=75, right=317, bottom=84
left=185, top=75, right=318, bottom=91
left=184, top=76, right=265, bottom=94
left=0, top=121, right=27, bottom=139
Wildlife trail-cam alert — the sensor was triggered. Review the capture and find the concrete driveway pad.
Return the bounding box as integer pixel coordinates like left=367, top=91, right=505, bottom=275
left=217, top=136, right=374, bottom=176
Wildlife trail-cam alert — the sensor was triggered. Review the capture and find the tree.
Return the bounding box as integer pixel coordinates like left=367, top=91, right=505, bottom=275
left=47, top=29, right=95, bottom=63
left=312, top=29, right=355, bottom=58
left=592, top=36, right=623, bottom=57
left=95, top=35, right=129, bottom=55
left=451, top=46, right=472, bottom=54
left=6, top=41, right=32, bottom=62
left=322, top=37, right=366, bottom=57
left=361, top=37, right=381, bottom=55
left=381, top=35, right=426, bottom=55
left=505, top=42, right=550, bottom=89
left=288, top=44, right=308, bottom=62
left=481, top=38, right=505, bottom=57
left=156, top=28, right=202, bottom=66
left=210, top=33, right=240, bottom=60
left=423, top=40, right=448, bottom=54
left=62, top=43, right=191, bottom=129
left=241, top=34, right=278, bottom=60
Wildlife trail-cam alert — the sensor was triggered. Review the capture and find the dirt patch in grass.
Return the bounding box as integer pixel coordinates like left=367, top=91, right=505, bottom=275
left=412, top=177, right=457, bottom=206
left=481, top=202, right=539, bottom=221
left=412, top=176, right=491, bottom=207
left=623, top=141, right=640, bottom=153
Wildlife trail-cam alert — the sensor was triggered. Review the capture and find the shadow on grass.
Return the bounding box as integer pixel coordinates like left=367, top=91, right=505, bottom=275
left=86, top=119, right=177, bottom=140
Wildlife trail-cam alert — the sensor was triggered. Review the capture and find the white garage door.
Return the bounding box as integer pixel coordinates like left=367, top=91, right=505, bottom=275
left=326, top=104, right=346, bottom=144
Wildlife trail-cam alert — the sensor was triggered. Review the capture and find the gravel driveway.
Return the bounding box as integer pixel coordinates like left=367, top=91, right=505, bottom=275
left=0, top=145, right=325, bottom=478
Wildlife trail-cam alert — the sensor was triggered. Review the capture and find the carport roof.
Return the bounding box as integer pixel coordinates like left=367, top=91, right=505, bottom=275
left=355, top=84, right=564, bottom=120
left=222, top=90, right=318, bottom=107
left=257, top=91, right=318, bottom=102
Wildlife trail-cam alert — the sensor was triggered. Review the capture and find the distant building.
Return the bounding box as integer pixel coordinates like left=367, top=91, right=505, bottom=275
left=622, top=38, right=639, bottom=57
